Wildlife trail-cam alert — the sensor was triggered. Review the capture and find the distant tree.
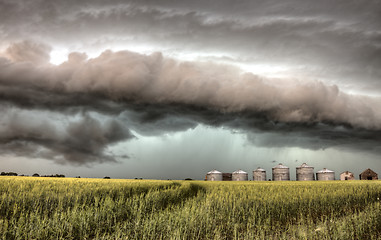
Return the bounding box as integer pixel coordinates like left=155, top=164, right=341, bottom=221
left=104, top=176, right=110, bottom=179
left=1, top=172, right=18, bottom=176
left=76, top=176, right=81, bottom=178
left=32, top=173, right=40, bottom=177
left=38, top=174, right=65, bottom=178
left=184, top=178, right=193, bottom=181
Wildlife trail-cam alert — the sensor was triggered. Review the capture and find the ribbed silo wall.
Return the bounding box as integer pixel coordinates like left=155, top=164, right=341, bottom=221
left=272, top=168, right=290, bottom=181
left=206, top=173, right=222, bottom=181
left=232, top=173, right=248, bottom=181
left=296, top=167, right=315, bottom=181
left=316, top=172, right=335, bottom=181
left=253, top=171, right=266, bottom=181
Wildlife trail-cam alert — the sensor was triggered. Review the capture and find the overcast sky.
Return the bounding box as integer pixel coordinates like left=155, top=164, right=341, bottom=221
left=0, top=0, right=380, bottom=180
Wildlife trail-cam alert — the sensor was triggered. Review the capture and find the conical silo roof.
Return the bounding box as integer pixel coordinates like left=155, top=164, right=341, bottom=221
left=297, top=163, right=313, bottom=168
left=273, top=163, right=289, bottom=169
left=233, top=169, right=247, bottom=174
left=254, top=167, right=266, bottom=172
left=317, top=168, right=334, bottom=173
left=207, top=169, right=222, bottom=174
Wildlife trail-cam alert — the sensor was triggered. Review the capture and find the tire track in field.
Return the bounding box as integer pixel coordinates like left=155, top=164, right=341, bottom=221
left=140, top=182, right=206, bottom=213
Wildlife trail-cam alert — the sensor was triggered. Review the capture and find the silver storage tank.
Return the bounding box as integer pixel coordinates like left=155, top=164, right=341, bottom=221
left=253, top=167, right=267, bottom=181
left=206, top=169, right=223, bottom=181
left=232, top=169, right=248, bottom=181
left=316, top=168, right=335, bottom=181
left=296, top=163, right=315, bottom=181
left=272, top=163, right=290, bottom=181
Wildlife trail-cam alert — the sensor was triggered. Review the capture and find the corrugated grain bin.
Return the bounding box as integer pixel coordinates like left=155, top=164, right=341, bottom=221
left=296, top=163, right=314, bottom=181
left=232, top=169, right=248, bottom=181
left=316, top=168, right=335, bottom=181
left=253, top=167, right=266, bottom=181
left=206, top=169, right=222, bottom=181
left=272, top=163, right=290, bottom=181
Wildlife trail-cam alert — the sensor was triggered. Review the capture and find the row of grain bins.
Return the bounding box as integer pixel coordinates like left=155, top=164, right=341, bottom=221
left=206, top=169, right=249, bottom=181
left=253, top=163, right=336, bottom=181
left=206, top=163, right=378, bottom=181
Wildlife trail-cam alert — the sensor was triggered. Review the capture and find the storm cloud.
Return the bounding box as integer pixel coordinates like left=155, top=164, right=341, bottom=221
left=1, top=42, right=381, bottom=128
left=0, top=107, right=133, bottom=165
left=0, top=41, right=380, bottom=164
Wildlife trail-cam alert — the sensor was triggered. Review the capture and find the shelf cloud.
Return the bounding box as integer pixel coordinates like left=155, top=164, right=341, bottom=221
left=0, top=41, right=380, bottom=164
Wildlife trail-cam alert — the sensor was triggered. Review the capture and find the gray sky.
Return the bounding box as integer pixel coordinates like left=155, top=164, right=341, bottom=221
left=0, top=0, right=380, bottom=179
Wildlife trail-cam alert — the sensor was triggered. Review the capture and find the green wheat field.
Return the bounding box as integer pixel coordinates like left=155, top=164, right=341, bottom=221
left=0, top=177, right=380, bottom=239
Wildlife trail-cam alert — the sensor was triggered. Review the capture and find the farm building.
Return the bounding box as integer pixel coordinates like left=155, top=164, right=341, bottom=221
left=222, top=173, right=232, bottom=181
left=340, top=171, right=355, bottom=180
left=359, top=169, right=378, bottom=180
left=253, top=167, right=266, bottom=181
left=272, top=163, right=290, bottom=181
left=296, top=163, right=314, bottom=181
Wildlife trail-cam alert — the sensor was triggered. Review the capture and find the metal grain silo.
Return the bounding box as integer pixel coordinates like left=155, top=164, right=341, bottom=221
left=253, top=167, right=267, bottom=181
left=296, top=163, right=315, bottom=181
left=316, top=168, right=335, bottom=181
left=232, top=169, right=248, bottom=181
left=272, top=163, right=290, bottom=181
left=206, top=169, right=222, bottom=181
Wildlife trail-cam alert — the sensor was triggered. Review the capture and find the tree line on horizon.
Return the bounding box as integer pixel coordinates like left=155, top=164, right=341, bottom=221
left=1, top=172, right=65, bottom=178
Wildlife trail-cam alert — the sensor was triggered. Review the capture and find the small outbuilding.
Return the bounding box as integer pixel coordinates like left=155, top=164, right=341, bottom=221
left=359, top=168, right=378, bottom=180
left=340, top=171, right=355, bottom=180
left=222, top=173, right=232, bottom=181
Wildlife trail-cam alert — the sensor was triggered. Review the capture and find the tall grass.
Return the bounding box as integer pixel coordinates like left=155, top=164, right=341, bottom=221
left=0, top=177, right=380, bottom=239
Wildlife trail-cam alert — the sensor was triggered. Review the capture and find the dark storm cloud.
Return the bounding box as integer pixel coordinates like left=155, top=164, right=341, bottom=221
left=0, top=42, right=381, bottom=164
left=1, top=43, right=380, bottom=130
left=0, top=108, right=134, bottom=165
left=119, top=103, right=381, bottom=154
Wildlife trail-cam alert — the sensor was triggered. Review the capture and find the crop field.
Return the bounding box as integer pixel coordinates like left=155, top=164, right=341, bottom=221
left=0, top=177, right=380, bottom=239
